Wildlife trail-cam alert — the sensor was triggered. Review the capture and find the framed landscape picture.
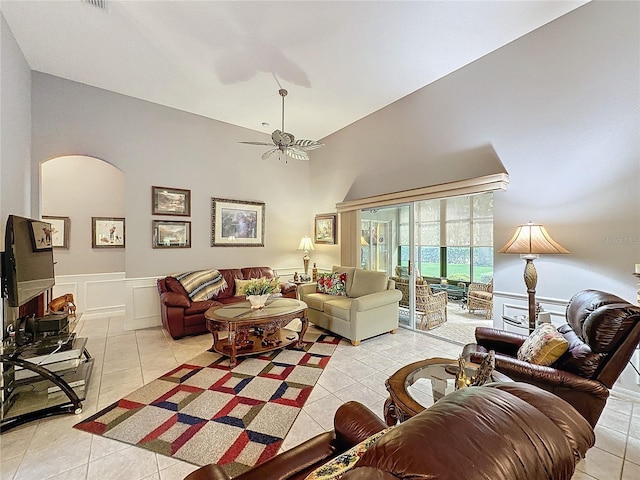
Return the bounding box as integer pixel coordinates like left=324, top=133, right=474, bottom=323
left=153, top=220, right=191, bottom=248
left=314, top=213, right=337, bottom=245
left=211, top=197, right=265, bottom=247
left=92, top=217, right=125, bottom=248
left=42, top=215, right=70, bottom=249
left=28, top=220, right=53, bottom=251
left=152, top=186, right=191, bottom=216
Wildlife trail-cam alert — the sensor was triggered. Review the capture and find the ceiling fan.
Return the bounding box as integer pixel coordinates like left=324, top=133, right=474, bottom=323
left=239, top=89, right=324, bottom=162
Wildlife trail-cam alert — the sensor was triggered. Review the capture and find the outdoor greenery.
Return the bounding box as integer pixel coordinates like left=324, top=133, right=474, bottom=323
left=400, top=246, right=493, bottom=283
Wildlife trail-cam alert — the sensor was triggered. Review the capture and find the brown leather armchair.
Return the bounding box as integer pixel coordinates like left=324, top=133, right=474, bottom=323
left=184, top=382, right=594, bottom=480
left=463, top=289, right=640, bottom=427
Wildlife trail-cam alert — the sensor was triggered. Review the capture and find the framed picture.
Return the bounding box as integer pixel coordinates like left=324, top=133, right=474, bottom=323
left=92, top=217, right=125, bottom=248
left=211, top=197, right=265, bottom=247
left=153, top=220, right=191, bottom=248
left=152, top=186, right=191, bottom=216
left=314, top=213, right=337, bottom=245
left=29, top=220, right=53, bottom=251
left=42, top=216, right=70, bottom=249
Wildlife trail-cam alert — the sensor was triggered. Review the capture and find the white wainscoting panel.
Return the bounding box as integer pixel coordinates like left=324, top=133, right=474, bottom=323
left=125, top=277, right=162, bottom=331
left=53, top=272, right=125, bottom=319
left=492, top=291, right=569, bottom=331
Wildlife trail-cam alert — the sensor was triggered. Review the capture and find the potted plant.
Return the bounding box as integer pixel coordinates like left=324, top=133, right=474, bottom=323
left=244, top=278, right=277, bottom=309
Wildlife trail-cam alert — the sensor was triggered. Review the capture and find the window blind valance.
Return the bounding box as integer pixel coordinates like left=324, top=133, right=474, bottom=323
left=335, top=173, right=509, bottom=213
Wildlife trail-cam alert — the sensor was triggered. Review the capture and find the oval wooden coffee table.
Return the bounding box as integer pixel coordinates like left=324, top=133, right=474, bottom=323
left=204, top=298, right=308, bottom=368
left=384, top=356, right=511, bottom=426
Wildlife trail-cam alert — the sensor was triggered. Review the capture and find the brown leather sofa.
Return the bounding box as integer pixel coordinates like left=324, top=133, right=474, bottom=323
left=464, top=289, right=640, bottom=427
left=184, top=382, right=594, bottom=480
left=157, top=267, right=297, bottom=339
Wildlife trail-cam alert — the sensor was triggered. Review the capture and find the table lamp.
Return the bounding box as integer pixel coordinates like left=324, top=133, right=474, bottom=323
left=498, top=222, right=569, bottom=333
left=297, top=236, right=315, bottom=279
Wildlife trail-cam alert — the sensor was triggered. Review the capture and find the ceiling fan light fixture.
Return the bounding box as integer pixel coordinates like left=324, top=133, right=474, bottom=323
left=239, top=88, right=324, bottom=162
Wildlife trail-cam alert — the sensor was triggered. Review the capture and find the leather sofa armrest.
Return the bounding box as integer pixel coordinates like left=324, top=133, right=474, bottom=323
left=351, top=289, right=403, bottom=312
left=333, top=401, right=387, bottom=450
left=160, top=291, right=190, bottom=308
left=279, top=282, right=297, bottom=295
left=483, top=354, right=610, bottom=399
left=475, top=327, right=527, bottom=356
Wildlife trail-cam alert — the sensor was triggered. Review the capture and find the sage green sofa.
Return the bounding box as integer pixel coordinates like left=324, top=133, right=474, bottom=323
left=298, top=266, right=402, bottom=345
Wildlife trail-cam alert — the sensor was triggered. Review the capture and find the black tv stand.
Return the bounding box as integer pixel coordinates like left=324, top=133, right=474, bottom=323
left=0, top=315, right=93, bottom=433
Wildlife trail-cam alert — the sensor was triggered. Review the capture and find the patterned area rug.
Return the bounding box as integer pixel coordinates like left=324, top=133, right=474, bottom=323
left=74, top=328, right=339, bottom=477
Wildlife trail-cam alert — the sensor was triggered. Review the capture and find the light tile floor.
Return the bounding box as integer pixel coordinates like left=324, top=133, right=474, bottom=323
left=1, top=314, right=639, bottom=479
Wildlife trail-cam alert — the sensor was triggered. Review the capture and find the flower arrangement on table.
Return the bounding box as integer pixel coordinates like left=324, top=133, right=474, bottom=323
left=243, top=278, right=277, bottom=296
left=244, top=278, right=278, bottom=309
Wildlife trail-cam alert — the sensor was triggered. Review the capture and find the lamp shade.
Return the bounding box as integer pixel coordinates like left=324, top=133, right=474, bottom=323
left=498, top=222, right=569, bottom=255
left=297, top=236, right=315, bottom=252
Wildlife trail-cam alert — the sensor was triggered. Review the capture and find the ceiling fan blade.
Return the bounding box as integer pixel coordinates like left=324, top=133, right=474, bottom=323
left=293, top=139, right=324, bottom=151
left=239, top=141, right=275, bottom=146
left=286, top=147, right=310, bottom=161
left=261, top=149, right=280, bottom=161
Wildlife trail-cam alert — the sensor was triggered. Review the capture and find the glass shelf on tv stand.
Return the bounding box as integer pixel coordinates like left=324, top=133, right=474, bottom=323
left=0, top=314, right=93, bottom=433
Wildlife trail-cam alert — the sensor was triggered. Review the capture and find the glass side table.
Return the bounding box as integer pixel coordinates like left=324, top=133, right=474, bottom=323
left=384, top=357, right=511, bottom=426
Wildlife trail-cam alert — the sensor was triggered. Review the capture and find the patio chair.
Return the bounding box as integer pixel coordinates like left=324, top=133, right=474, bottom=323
left=415, top=283, right=448, bottom=330
left=467, top=279, right=493, bottom=319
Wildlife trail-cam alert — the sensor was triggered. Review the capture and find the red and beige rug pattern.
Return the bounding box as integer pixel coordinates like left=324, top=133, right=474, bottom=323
left=74, top=329, right=340, bottom=477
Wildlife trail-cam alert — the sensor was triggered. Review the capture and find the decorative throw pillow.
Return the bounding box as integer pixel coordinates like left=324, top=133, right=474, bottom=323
left=304, top=427, right=392, bottom=480
left=234, top=278, right=252, bottom=296
left=326, top=272, right=348, bottom=296
left=517, top=323, right=569, bottom=366
left=316, top=273, right=331, bottom=293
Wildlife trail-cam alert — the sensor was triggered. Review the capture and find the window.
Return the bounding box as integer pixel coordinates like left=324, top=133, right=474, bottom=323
left=401, top=192, right=493, bottom=283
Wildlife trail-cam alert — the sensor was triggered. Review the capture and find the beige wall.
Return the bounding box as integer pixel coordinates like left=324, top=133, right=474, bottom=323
left=30, top=74, right=313, bottom=279
left=311, top=1, right=640, bottom=303
left=41, top=155, right=125, bottom=275
left=0, top=13, right=31, bottom=236
left=6, top=2, right=640, bottom=304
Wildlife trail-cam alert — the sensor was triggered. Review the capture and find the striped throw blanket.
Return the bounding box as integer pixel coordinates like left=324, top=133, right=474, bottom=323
left=174, top=270, right=227, bottom=302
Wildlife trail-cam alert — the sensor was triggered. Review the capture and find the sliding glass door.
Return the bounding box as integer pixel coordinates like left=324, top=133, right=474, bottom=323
left=361, top=192, right=494, bottom=332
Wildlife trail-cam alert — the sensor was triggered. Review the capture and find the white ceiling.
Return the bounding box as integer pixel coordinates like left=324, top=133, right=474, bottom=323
left=1, top=0, right=588, bottom=141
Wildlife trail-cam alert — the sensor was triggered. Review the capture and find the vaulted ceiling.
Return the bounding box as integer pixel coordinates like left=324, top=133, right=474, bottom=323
left=1, top=0, right=587, bottom=141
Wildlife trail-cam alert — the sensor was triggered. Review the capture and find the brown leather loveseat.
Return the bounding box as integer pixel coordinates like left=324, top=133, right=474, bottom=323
left=184, top=382, right=594, bottom=480
left=157, top=267, right=297, bottom=339
left=464, top=289, right=640, bottom=426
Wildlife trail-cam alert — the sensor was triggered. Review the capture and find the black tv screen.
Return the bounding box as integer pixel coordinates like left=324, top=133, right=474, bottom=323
left=2, top=215, right=55, bottom=308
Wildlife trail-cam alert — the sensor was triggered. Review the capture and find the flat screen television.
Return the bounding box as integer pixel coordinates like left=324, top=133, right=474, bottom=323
left=2, top=215, right=55, bottom=310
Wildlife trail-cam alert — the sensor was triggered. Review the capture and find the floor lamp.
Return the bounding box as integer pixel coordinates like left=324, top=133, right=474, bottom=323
left=498, top=222, right=569, bottom=333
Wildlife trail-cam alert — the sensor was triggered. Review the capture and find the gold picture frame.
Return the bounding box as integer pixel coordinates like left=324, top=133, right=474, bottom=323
left=153, top=220, right=191, bottom=248
left=152, top=186, right=191, bottom=216
left=211, top=198, right=265, bottom=247
left=92, top=217, right=125, bottom=248
left=314, top=213, right=337, bottom=245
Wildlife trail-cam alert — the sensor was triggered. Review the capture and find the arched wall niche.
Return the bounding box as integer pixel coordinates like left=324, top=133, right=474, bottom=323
left=40, top=154, right=125, bottom=275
